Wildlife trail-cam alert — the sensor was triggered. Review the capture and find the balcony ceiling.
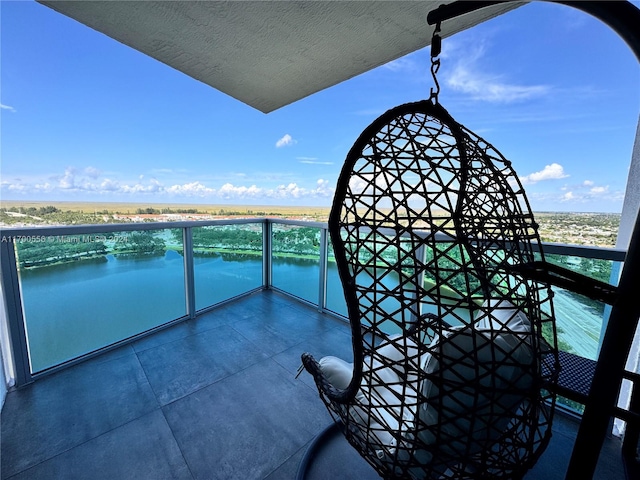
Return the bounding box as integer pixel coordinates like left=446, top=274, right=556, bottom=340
left=37, top=0, right=521, bottom=113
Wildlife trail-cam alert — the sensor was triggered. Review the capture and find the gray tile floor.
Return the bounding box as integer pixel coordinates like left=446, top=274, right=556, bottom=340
left=0, top=290, right=627, bottom=479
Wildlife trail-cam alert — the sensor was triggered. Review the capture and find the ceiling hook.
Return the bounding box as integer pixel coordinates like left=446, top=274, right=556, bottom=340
left=429, top=21, right=442, bottom=104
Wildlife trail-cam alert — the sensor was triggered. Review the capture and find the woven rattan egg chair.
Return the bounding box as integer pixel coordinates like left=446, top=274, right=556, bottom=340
left=301, top=96, right=560, bottom=479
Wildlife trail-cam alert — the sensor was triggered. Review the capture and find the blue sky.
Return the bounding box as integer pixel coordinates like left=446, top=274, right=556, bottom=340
left=1, top=1, right=639, bottom=212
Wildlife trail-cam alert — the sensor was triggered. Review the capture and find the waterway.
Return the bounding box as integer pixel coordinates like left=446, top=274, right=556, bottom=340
left=17, top=252, right=603, bottom=373
left=20, top=252, right=186, bottom=372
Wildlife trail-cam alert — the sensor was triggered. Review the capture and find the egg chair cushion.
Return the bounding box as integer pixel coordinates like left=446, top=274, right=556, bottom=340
left=418, top=300, right=534, bottom=459
left=318, top=301, right=534, bottom=468
left=318, top=334, right=422, bottom=458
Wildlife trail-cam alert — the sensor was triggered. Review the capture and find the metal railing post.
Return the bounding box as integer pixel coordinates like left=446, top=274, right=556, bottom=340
left=0, top=240, right=32, bottom=386
left=413, top=244, right=427, bottom=324
left=263, top=219, right=272, bottom=289
left=318, top=228, right=328, bottom=311
left=183, top=227, right=196, bottom=319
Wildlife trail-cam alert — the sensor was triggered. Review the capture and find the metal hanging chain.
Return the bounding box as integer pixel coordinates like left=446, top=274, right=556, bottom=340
left=429, top=21, right=442, bottom=104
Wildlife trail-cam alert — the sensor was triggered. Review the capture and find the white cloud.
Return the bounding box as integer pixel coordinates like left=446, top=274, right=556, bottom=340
left=447, top=65, right=549, bottom=103
left=382, top=57, right=416, bottom=72
left=443, top=38, right=550, bottom=103
left=1, top=181, right=26, bottom=192
left=58, top=167, right=77, bottom=189
left=583, top=180, right=595, bottom=186
left=218, top=183, right=263, bottom=199
left=520, top=163, right=569, bottom=184
left=1, top=166, right=334, bottom=203
left=120, top=179, right=164, bottom=194
left=552, top=184, right=620, bottom=206
left=273, top=183, right=304, bottom=198
left=84, top=166, right=102, bottom=178
left=276, top=134, right=296, bottom=148
left=100, top=179, right=120, bottom=191
left=313, top=179, right=333, bottom=197
left=348, top=176, right=368, bottom=195
left=167, top=181, right=215, bottom=196
left=0, top=103, right=16, bottom=113
left=298, top=159, right=334, bottom=165
left=34, top=182, right=54, bottom=193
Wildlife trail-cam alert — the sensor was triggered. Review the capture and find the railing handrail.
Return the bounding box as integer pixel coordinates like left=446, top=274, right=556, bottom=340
left=0, top=218, right=627, bottom=262
left=0, top=215, right=626, bottom=385
left=268, top=218, right=328, bottom=229
left=0, top=217, right=268, bottom=236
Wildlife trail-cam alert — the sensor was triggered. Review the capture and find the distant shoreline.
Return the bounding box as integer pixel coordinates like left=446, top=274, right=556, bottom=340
left=1, top=201, right=621, bottom=248
left=0, top=200, right=333, bottom=215
left=0, top=200, right=622, bottom=216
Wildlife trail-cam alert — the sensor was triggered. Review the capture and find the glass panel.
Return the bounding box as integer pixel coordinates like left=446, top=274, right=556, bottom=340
left=191, top=224, right=263, bottom=310
left=15, top=230, right=185, bottom=373
left=537, top=251, right=621, bottom=413
left=542, top=252, right=619, bottom=361
left=549, top=286, right=606, bottom=361
left=271, top=224, right=320, bottom=304
left=326, top=237, right=347, bottom=316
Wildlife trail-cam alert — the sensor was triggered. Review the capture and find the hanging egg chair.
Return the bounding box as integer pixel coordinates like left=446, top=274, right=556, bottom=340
left=301, top=23, right=559, bottom=480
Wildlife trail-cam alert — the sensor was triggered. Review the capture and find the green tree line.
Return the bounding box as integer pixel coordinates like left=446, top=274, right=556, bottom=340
left=173, top=226, right=322, bottom=257
left=184, top=226, right=263, bottom=252
left=15, top=237, right=108, bottom=269
left=14, top=231, right=169, bottom=268
left=0, top=206, right=123, bottom=226
left=135, top=207, right=201, bottom=214
left=272, top=227, right=320, bottom=256
left=112, top=232, right=166, bottom=256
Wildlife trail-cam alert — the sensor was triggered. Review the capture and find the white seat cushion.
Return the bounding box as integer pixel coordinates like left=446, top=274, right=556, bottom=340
left=318, top=334, right=421, bottom=456
left=317, top=300, right=534, bottom=466
left=418, top=299, right=534, bottom=457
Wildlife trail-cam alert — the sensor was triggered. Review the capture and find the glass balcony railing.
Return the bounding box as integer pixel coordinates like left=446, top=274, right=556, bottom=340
left=0, top=219, right=626, bottom=406
left=191, top=224, right=263, bottom=310
left=270, top=222, right=322, bottom=304
left=537, top=245, right=623, bottom=362
left=325, top=237, right=347, bottom=316
left=14, top=229, right=186, bottom=372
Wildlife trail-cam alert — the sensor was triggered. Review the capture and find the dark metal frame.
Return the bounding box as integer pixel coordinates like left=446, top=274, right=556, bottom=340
left=298, top=2, right=640, bottom=479
left=427, top=2, right=640, bottom=479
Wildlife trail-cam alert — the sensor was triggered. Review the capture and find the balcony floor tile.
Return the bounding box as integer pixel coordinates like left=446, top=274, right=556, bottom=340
left=163, top=358, right=329, bottom=480
left=1, top=352, right=158, bottom=478
left=0, top=290, right=629, bottom=480
left=137, top=324, right=269, bottom=406
left=6, top=410, right=191, bottom=480
left=272, top=325, right=354, bottom=390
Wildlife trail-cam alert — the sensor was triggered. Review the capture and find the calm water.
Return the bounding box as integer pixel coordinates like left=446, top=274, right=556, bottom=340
left=18, top=252, right=602, bottom=373
left=20, top=252, right=186, bottom=372
left=194, top=252, right=262, bottom=310
left=20, top=252, right=348, bottom=372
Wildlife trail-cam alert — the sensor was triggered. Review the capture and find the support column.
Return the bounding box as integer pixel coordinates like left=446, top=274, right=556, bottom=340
left=614, top=114, right=640, bottom=436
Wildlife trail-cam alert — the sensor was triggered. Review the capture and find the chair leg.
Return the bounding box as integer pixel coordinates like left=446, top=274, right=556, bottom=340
left=296, top=422, right=342, bottom=480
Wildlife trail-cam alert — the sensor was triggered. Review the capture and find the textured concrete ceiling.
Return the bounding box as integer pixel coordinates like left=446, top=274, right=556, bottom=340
left=38, top=1, right=521, bottom=113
